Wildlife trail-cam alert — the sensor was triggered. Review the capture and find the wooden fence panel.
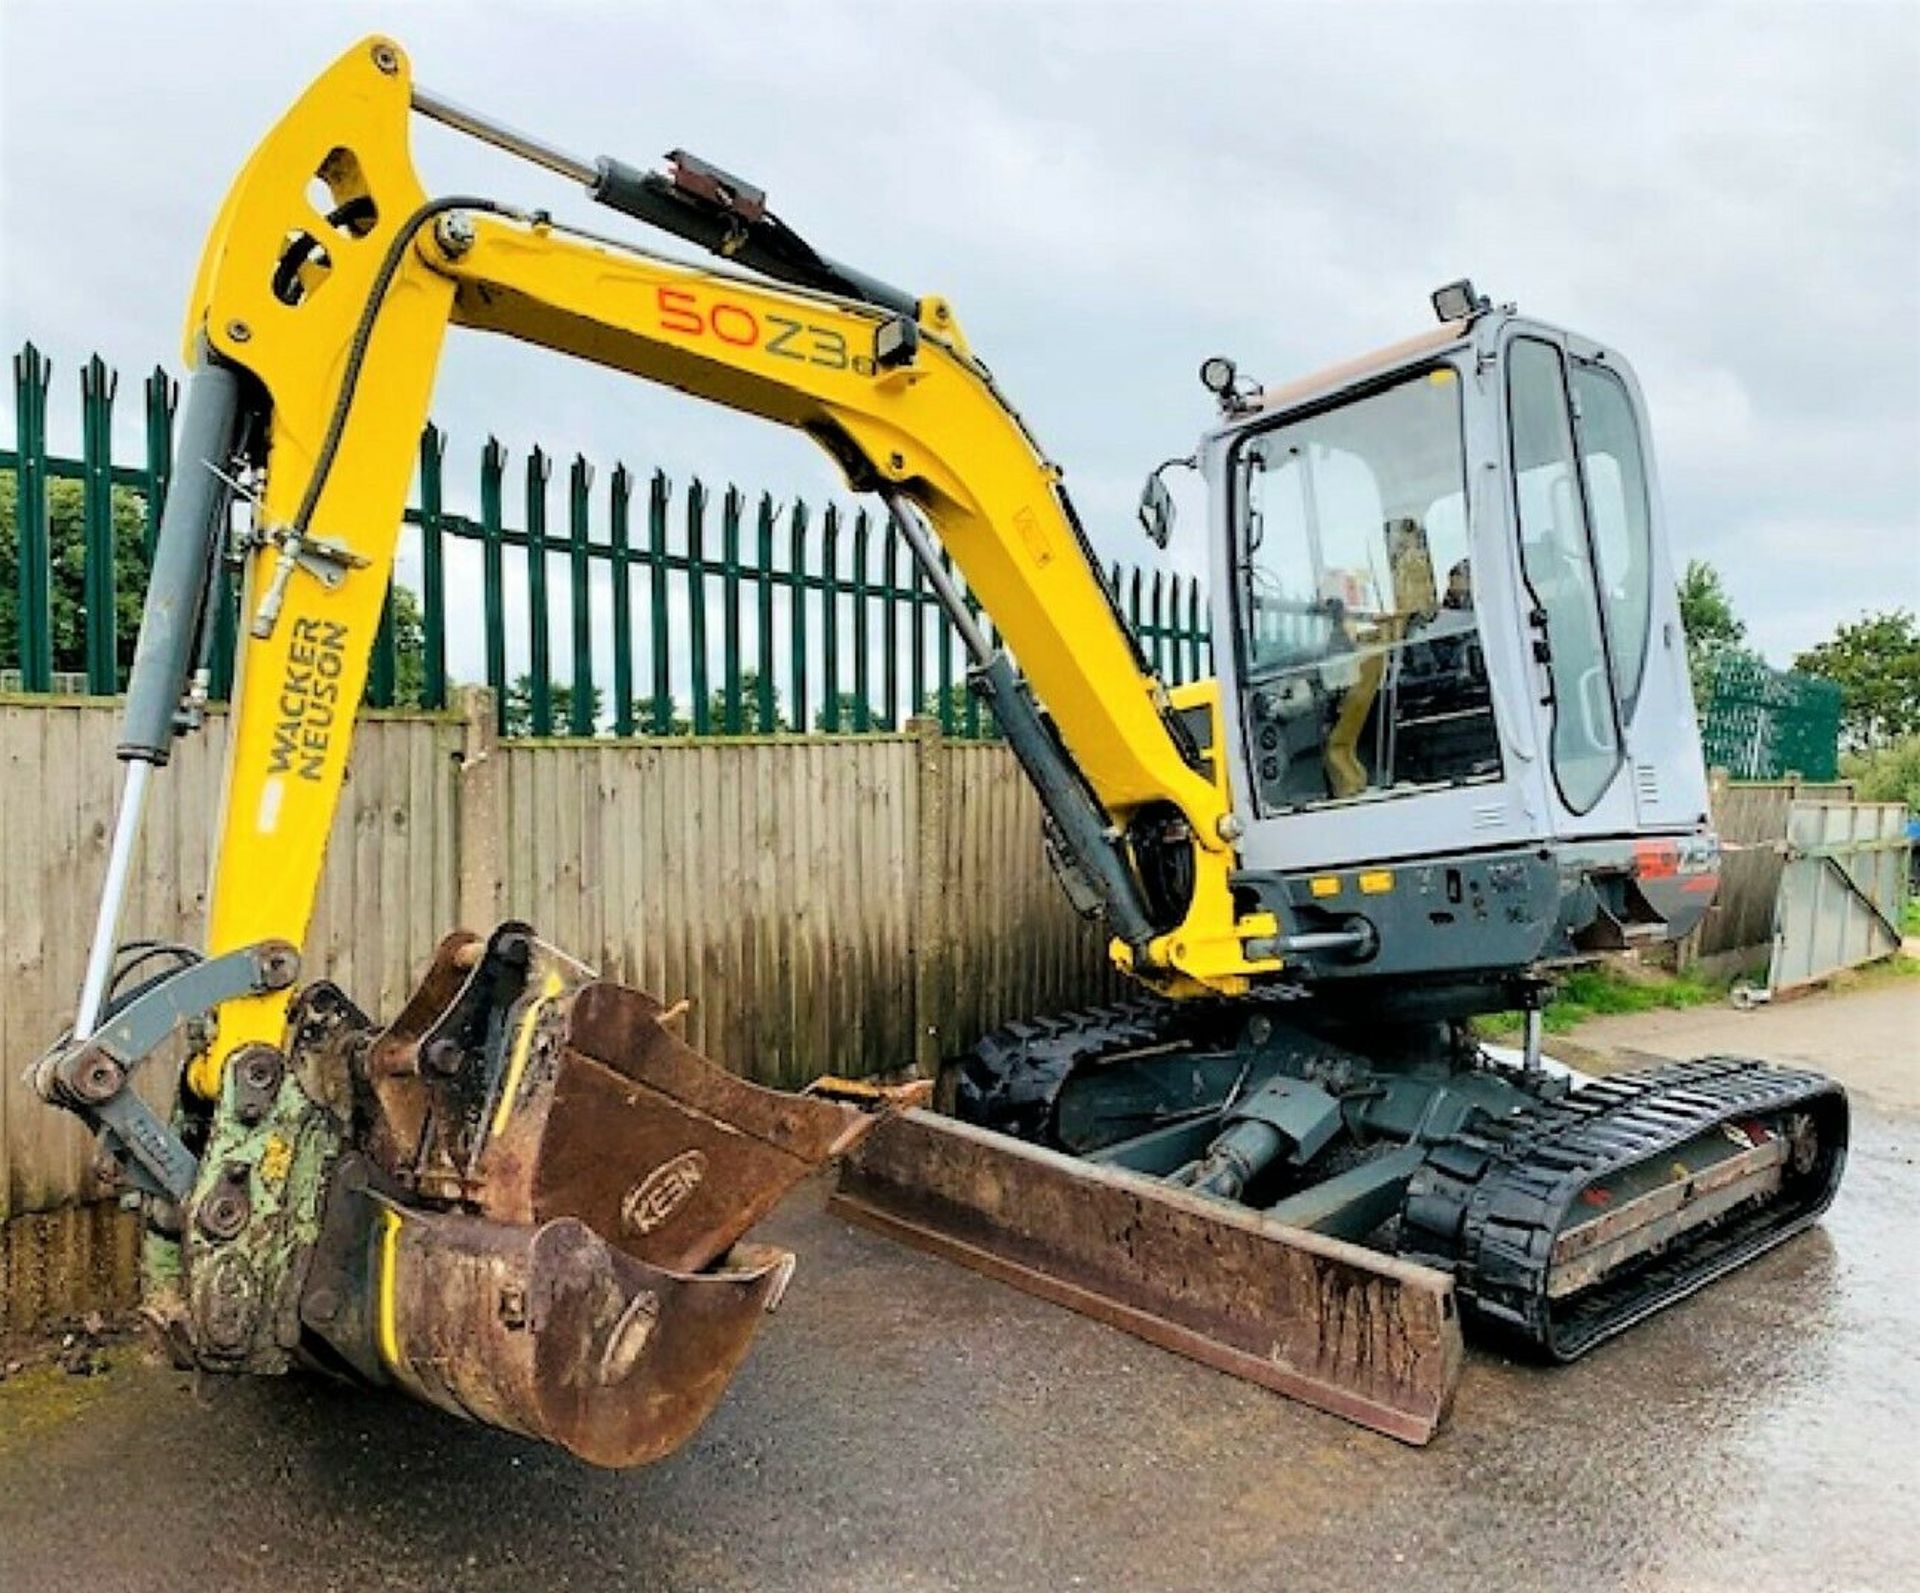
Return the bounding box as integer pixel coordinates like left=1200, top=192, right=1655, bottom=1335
left=304, top=711, right=466, bottom=1018
left=928, top=741, right=1119, bottom=1054
left=15, top=695, right=1894, bottom=1240
left=0, top=701, right=460, bottom=1223
left=1691, top=781, right=1794, bottom=963
left=4, top=698, right=1121, bottom=1231
left=1684, top=777, right=1862, bottom=969
left=488, top=735, right=927, bottom=1090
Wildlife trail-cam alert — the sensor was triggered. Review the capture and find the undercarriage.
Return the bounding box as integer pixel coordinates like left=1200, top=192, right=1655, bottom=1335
left=833, top=998, right=1848, bottom=1441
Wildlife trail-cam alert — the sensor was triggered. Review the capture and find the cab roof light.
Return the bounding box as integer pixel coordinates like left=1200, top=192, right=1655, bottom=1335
left=1431, top=279, right=1491, bottom=324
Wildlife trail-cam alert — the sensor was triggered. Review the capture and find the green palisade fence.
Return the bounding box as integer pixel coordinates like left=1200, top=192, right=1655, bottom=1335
left=1697, top=653, right=1843, bottom=781
left=1, top=343, right=1212, bottom=738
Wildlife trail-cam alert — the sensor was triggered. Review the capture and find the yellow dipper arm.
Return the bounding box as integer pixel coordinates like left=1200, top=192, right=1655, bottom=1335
left=181, top=38, right=1278, bottom=1092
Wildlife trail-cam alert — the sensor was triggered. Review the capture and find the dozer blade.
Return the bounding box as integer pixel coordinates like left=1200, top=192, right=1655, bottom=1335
left=260, top=923, right=912, bottom=1467
left=831, top=1110, right=1463, bottom=1445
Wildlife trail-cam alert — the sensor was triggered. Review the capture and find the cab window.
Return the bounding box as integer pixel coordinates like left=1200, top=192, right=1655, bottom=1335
left=1507, top=337, right=1622, bottom=815
left=1234, top=366, right=1500, bottom=812
left=1571, top=362, right=1654, bottom=719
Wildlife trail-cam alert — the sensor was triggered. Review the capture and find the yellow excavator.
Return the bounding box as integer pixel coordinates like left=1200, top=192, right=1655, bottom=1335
left=34, top=38, right=1847, bottom=1459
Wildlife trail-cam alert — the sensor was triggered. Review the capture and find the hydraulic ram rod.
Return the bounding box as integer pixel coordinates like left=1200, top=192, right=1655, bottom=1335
left=409, top=83, right=918, bottom=315
left=72, top=761, right=152, bottom=1040
left=410, top=84, right=597, bottom=186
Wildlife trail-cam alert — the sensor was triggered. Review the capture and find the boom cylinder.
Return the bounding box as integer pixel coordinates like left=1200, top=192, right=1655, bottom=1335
left=117, top=356, right=244, bottom=764
left=884, top=497, right=1158, bottom=951
left=73, top=356, right=244, bottom=1039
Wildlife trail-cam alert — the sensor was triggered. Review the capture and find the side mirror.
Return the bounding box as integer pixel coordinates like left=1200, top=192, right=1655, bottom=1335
left=1137, top=472, right=1177, bottom=550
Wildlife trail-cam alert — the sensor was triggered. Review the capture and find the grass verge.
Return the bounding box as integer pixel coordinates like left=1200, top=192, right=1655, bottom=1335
left=1478, top=962, right=1729, bottom=1041
left=1481, top=949, right=1920, bottom=1042
left=1826, top=950, right=1920, bottom=994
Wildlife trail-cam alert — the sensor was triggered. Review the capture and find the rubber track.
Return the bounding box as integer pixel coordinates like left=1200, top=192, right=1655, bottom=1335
left=1400, top=1055, right=1849, bottom=1360
left=953, top=1000, right=1189, bottom=1146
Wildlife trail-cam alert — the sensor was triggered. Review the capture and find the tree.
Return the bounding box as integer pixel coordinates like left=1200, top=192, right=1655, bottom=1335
left=1794, top=609, right=1920, bottom=751
left=504, top=674, right=605, bottom=737
left=813, top=691, right=893, bottom=733
left=626, top=670, right=791, bottom=736
left=628, top=697, right=691, bottom=736
left=918, top=682, right=999, bottom=739
left=709, top=669, right=788, bottom=733
left=1676, top=559, right=1755, bottom=700
left=0, top=475, right=151, bottom=679
left=387, top=585, right=427, bottom=708
left=1842, top=736, right=1920, bottom=809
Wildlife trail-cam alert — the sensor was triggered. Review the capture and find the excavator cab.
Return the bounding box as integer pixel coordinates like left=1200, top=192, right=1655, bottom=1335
left=1191, top=292, right=1719, bottom=993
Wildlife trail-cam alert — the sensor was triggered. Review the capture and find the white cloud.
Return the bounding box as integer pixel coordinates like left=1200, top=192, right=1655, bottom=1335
left=2, top=0, right=1914, bottom=669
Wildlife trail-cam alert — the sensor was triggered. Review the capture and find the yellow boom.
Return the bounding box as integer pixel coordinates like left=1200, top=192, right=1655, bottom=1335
left=184, top=37, right=1277, bottom=1095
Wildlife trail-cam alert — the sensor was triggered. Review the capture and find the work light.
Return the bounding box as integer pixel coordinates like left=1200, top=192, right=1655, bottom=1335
left=1430, top=279, right=1488, bottom=323
left=1199, top=356, right=1237, bottom=395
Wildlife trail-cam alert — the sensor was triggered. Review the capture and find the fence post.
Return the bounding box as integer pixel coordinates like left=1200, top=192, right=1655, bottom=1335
left=821, top=506, right=841, bottom=730
left=457, top=685, right=504, bottom=929
left=755, top=494, right=777, bottom=731
left=525, top=447, right=553, bottom=736
left=1148, top=570, right=1165, bottom=678
left=143, top=365, right=177, bottom=563
left=648, top=470, right=672, bottom=734
left=852, top=508, right=872, bottom=730
left=13, top=345, right=54, bottom=691
left=567, top=454, right=595, bottom=735
left=789, top=500, right=810, bottom=733
left=610, top=465, right=635, bottom=736
left=909, top=714, right=949, bottom=1074
left=1182, top=579, right=1198, bottom=679
left=908, top=535, right=927, bottom=722
left=418, top=424, right=448, bottom=709
left=936, top=550, right=956, bottom=734
left=480, top=439, right=509, bottom=731
left=80, top=354, right=120, bottom=694
left=720, top=485, right=743, bottom=734
left=881, top=512, right=901, bottom=727
left=368, top=593, right=397, bottom=709
left=686, top=478, right=710, bottom=733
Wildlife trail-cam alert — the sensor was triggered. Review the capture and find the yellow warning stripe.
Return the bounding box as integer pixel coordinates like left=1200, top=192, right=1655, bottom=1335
left=488, top=969, right=566, bottom=1140
left=375, top=1206, right=404, bottom=1373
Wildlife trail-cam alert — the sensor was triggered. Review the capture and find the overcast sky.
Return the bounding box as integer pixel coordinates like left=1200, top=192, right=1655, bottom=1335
left=2, top=0, right=1915, bottom=669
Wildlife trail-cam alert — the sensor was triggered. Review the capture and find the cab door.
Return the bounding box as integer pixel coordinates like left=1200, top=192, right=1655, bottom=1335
left=1503, top=330, right=1641, bottom=837
left=1560, top=338, right=1708, bottom=832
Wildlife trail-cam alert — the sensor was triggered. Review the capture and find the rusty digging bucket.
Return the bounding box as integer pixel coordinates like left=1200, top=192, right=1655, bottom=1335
left=287, top=924, right=916, bottom=1468
left=832, top=1111, right=1463, bottom=1444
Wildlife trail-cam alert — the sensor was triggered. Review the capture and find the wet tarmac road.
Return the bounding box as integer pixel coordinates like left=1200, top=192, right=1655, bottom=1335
left=3, top=984, right=1915, bottom=1593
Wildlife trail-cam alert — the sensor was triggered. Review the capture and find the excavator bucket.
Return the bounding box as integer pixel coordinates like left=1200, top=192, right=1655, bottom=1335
left=270, top=924, right=912, bottom=1467
left=832, top=1111, right=1464, bottom=1444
